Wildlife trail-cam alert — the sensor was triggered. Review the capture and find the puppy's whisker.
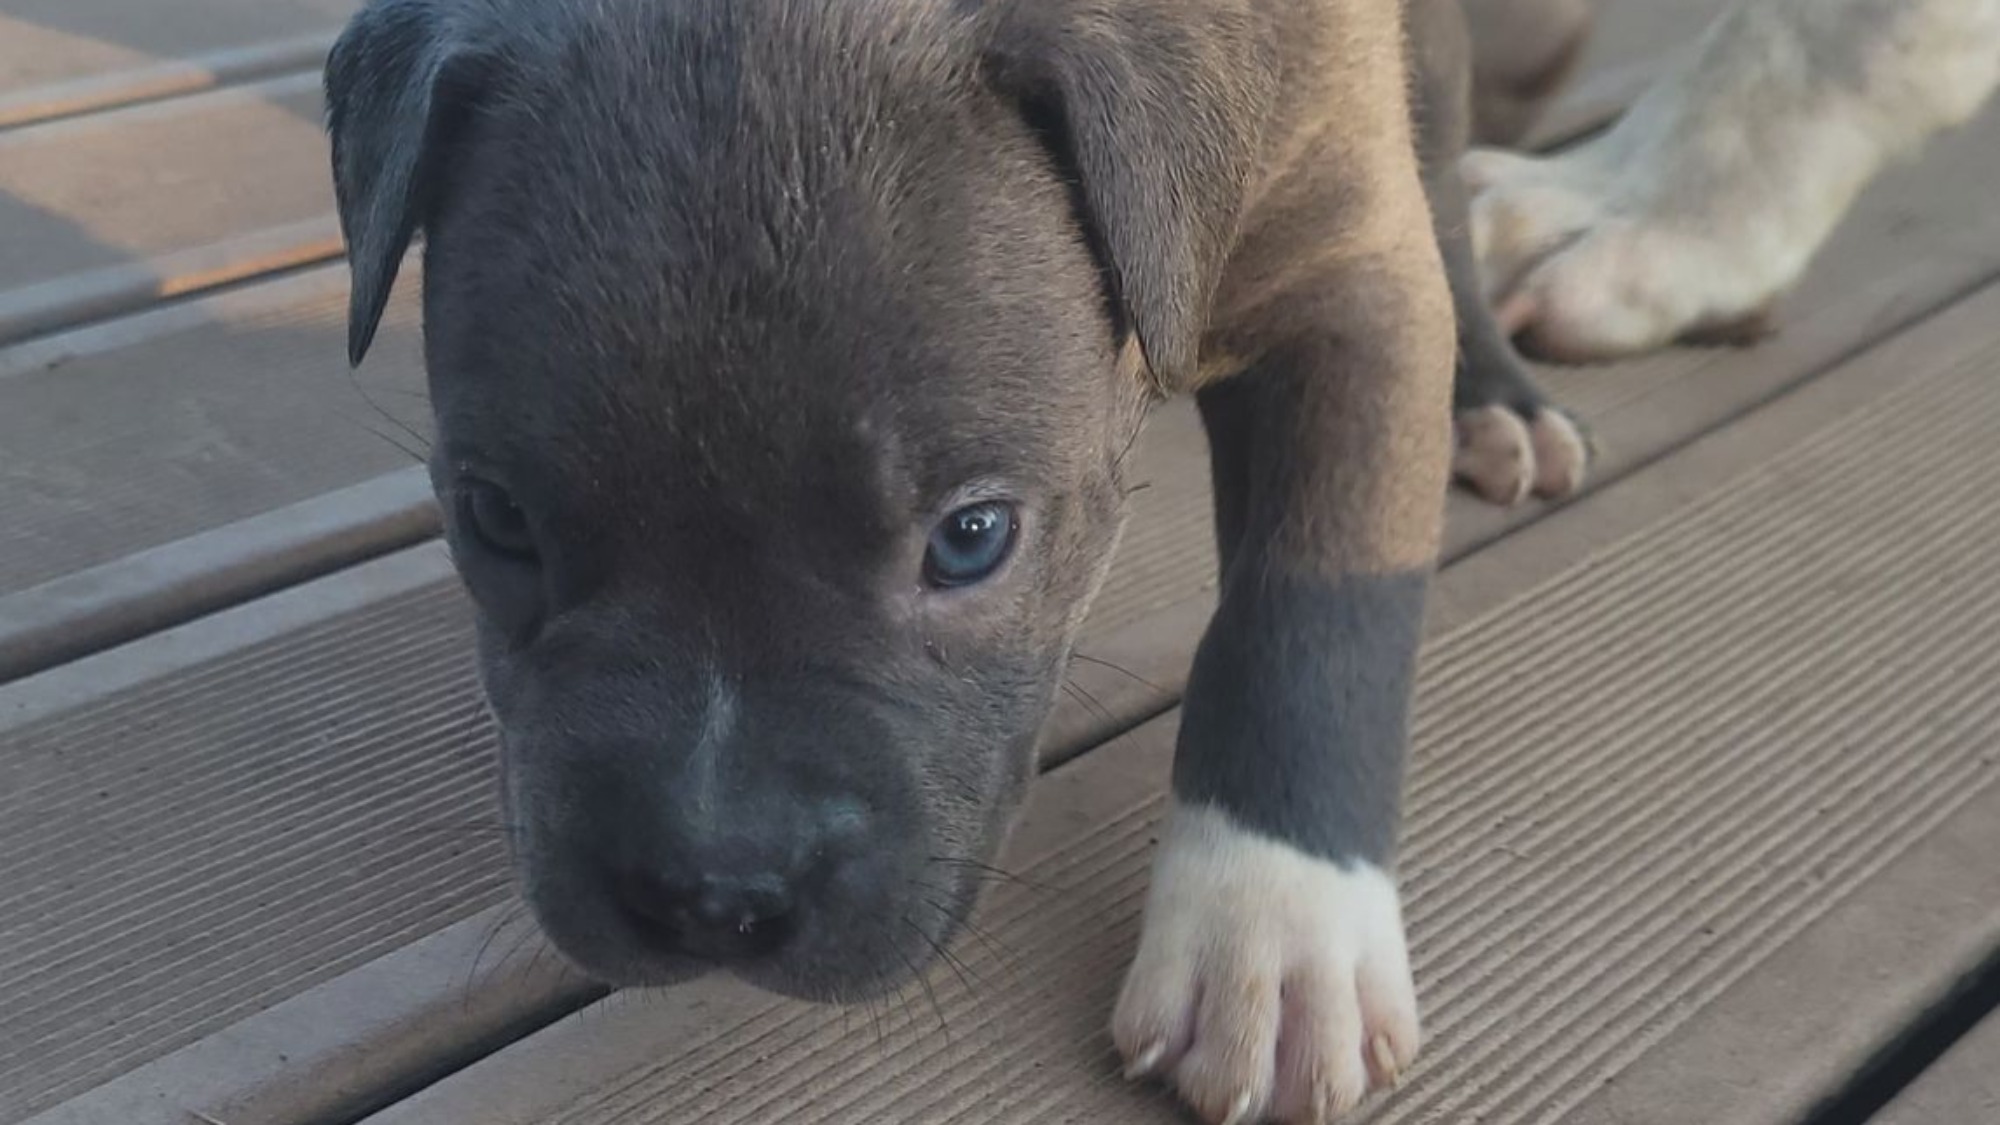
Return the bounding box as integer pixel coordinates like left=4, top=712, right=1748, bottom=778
left=497, top=919, right=546, bottom=982
left=345, top=413, right=430, bottom=464
left=1067, top=651, right=1169, bottom=694
left=950, top=913, right=1024, bottom=982
left=885, top=946, right=931, bottom=1040
left=916, top=892, right=1022, bottom=990
left=1061, top=679, right=1116, bottom=724
left=926, top=856, right=1056, bottom=894
left=465, top=911, right=514, bottom=1003
left=868, top=989, right=888, bottom=1057
left=367, top=385, right=433, bottom=402
left=897, top=914, right=953, bottom=1041
left=1111, top=410, right=1148, bottom=474
left=905, top=917, right=980, bottom=999
left=386, top=823, right=524, bottom=841
left=347, top=367, right=435, bottom=453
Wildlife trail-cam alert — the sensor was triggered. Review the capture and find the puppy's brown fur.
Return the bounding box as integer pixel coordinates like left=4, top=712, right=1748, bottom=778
left=327, top=1, right=1481, bottom=1120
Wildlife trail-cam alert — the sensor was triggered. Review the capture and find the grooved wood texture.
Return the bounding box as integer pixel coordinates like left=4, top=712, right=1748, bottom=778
left=0, top=76, right=333, bottom=295
left=0, top=274, right=426, bottom=598
left=358, top=281, right=2000, bottom=1125
left=0, top=0, right=350, bottom=99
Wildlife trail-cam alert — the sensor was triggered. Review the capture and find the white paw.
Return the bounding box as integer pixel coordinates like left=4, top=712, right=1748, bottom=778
left=1465, top=146, right=1789, bottom=363
left=1462, top=0, right=2000, bottom=364
left=1112, top=803, right=1419, bottom=1124
left=1453, top=403, right=1589, bottom=506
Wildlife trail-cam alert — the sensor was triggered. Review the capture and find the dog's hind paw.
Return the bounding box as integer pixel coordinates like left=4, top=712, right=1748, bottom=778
left=1459, top=0, right=2000, bottom=364
left=1453, top=402, right=1588, bottom=506
left=1112, top=803, right=1419, bottom=1124
left=1467, top=160, right=1792, bottom=365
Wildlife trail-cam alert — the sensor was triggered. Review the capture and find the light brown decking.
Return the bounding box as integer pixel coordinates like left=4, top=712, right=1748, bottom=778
left=2, top=2, right=1995, bottom=1123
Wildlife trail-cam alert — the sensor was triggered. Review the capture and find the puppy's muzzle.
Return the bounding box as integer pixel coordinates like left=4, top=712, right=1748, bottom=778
left=609, top=848, right=809, bottom=964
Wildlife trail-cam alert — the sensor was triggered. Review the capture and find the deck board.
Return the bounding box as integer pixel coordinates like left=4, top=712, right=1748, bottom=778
left=0, top=270, right=425, bottom=601
left=0, top=75, right=337, bottom=327
left=0, top=0, right=1765, bottom=683
left=8, top=1, right=2000, bottom=1123
left=344, top=281, right=2000, bottom=1125
left=14, top=232, right=2000, bottom=1125
left=0, top=0, right=350, bottom=103
left=8, top=80, right=2000, bottom=692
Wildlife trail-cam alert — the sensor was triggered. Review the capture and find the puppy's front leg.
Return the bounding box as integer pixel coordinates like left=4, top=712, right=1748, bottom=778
left=1114, top=267, right=1453, bottom=1123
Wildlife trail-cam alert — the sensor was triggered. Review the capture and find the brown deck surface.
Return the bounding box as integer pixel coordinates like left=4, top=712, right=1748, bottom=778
left=2, top=2, right=1996, bottom=1124
left=0, top=0, right=350, bottom=103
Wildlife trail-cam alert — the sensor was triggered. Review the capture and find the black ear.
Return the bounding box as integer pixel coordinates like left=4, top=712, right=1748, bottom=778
left=325, top=0, right=488, bottom=366
left=988, top=8, right=1275, bottom=387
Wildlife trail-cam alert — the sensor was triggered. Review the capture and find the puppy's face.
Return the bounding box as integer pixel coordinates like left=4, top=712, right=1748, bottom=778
left=330, top=0, right=1264, bottom=1001
left=407, top=12, right=1143, bottom=1000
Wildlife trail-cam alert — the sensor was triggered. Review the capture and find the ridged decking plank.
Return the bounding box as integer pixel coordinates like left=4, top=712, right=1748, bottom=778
left=0, top=389, right=1187, bottom=1123
left=14, top=275, right=2000, bottom=1125
left=351, top=277, right=2000, bottom=1125
left=8, top=85, right=2000, bottom=695
left=0, top=271, right=426, bottom=602
left=0, top=0, right=1759, bottom=680
left=7, top=144, right=2000, bottom=1125
left=4, top=230, right=1958, bottom=1119
left=5, top=5, right=1994, bottom=1122
left=1050, top=95, right=2000, bottom=757
left=0, top=0, right=1712, bottom=307
left=0, top=74, right=336, bottom=308
left=0, top=0, right=349, bottom=102
left=1875, top=1014, right=2000, bottom=1125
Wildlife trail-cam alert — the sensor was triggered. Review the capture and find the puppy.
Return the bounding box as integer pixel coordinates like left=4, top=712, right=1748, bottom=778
left=325, top=0, right=1558, bottom=1120
left=1466, top=0, right=2000, bottom=362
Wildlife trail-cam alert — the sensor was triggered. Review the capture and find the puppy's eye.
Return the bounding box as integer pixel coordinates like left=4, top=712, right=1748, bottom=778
left=457, top=480, right=538, bottom=561
left=924, top=501, right=1017, bottom=588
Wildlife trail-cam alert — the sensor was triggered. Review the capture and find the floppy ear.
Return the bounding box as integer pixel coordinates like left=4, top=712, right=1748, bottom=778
left=987, top=9, right=1275, bottom=388
left=325, top=0, right=490, bottom=366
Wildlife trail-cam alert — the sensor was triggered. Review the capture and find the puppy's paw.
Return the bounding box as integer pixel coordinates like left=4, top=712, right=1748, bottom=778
left=1452, top=403, right=1588, bottom=506
left=1113, top=803, right=1418, bottom=1124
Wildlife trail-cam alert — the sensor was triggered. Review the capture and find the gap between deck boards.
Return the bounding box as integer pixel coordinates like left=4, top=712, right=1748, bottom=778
left=20, top=264, right=2000, bottom=1125
left=346, top=278, right=2000, bottom=1125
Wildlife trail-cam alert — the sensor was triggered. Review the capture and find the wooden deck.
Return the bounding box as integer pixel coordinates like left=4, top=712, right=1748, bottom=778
left=2, top=2, right=1997, bottom=1123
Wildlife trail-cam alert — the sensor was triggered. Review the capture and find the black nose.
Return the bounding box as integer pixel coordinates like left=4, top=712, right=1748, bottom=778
left=613, top=869, right=798, bottom=962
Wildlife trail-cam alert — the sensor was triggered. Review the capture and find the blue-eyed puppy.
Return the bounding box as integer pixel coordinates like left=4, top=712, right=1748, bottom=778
left=325, top=0, right=1516, bottom=1119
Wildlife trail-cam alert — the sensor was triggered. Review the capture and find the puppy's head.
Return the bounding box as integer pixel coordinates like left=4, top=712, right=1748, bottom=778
left=327, top=0, right=1267, bottom=1000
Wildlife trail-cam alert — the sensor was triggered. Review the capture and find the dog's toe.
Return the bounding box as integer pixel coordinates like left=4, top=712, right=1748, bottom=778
left=1452, top=404, right=1536, bottom=506
left=1527, top=407, right=1589, bottom=499
left=1114, top=804, right=1419, bottom=1124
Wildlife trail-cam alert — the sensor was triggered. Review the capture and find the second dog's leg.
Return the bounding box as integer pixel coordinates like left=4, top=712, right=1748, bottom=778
left=1466, top=0, right=2000, bottom=363
left=1418, top=0, right=1590, bottom=504
left=1460, top=0, right=1598, bottom=147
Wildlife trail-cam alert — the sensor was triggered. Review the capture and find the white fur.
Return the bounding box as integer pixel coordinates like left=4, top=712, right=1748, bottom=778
left=1452, top=402, right=1588, bottom=506
left=1112, top=802, right=1419, bottom=1124
left=1466, top=0, right=2000, bottom=361
left=1454, top=404, right=1536, bottom=506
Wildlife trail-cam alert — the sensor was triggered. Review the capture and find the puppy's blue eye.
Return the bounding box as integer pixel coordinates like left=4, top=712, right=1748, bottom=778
left=924, top=501, right=1017, bottom=587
